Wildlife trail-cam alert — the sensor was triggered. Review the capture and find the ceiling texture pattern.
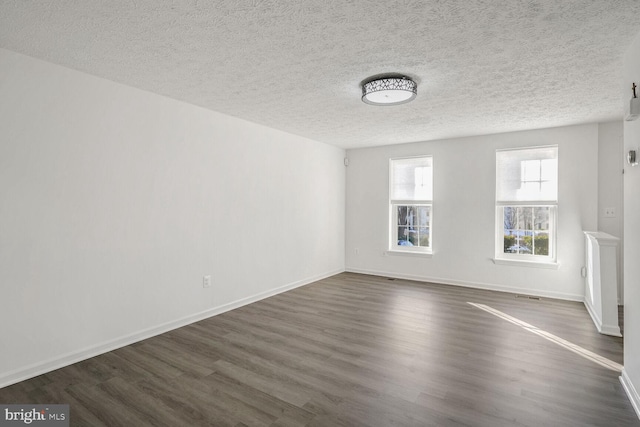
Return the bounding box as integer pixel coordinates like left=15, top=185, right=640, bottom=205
left=2, top=0, right=640, bottom=149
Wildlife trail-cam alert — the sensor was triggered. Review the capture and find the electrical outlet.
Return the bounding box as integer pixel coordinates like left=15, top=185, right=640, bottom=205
left=604, top=207, right=616, bottom=218
left=203, top=275, right=211, bottom=288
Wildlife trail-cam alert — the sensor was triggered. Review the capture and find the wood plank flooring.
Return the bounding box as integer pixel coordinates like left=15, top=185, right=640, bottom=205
left=1, top=272, right=638, bottom=426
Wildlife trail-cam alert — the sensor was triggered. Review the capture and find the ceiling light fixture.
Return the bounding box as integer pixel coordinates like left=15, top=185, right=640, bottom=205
left=361, top=76, right=417, bottom=106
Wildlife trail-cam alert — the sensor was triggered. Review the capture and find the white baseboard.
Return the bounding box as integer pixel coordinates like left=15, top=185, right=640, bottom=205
left=583, top=298, right=622, bottom=337
left=345, top=267, right=584, bottom=301
left=621, top=368, right=640, bottom=420
left=583, top=297, right=602, bottom=328
left=0, top=269, right=343, bottom=389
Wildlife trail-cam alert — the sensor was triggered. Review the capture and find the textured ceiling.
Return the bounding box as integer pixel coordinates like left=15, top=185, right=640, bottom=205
left=1, top=1, right=640, bottom=149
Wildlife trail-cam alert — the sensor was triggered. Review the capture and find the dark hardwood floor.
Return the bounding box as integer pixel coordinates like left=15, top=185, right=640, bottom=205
left=1, top=272, right=638, bottom=426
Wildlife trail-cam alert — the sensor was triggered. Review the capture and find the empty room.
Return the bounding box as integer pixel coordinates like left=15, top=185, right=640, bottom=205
left=1, top=1, right=640, bottom=426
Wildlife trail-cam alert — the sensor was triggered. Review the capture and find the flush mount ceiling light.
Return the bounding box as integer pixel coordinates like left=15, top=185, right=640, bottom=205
left=361, top=76, right=417, bottom=106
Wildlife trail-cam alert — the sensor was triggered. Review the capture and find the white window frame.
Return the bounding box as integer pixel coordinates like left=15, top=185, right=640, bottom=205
left=495, top=146, right=558, bottom=265
left=389, top=156, right=433, bottom=254
left=495, top=204, right=557, bottom=263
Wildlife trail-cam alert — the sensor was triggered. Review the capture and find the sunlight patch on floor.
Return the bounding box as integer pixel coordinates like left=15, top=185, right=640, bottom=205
left=468, top=302, right=622, bottom=372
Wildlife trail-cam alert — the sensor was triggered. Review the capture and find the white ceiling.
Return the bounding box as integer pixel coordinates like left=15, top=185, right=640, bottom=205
left=2, top=1, right=640, bottom=149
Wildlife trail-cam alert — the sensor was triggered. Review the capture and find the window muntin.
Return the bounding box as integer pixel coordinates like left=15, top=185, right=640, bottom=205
left=496, top=146, right=558, bottom=202
left=394, top=205, right=431, bottom=248
left=390, top=157, right=432, bottom=253
left=520, top=159, right=556, bottom=198
left=496, top=146, right=557, bottom=262
left=501, top=206, right=553, bottom=256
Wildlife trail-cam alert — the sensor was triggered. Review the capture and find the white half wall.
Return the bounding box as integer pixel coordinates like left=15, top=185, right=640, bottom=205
left=345, top=124, right=598, bottom=300
left=623, top=31, right=640, bottom=421
left=0, top=48, right=345, bottom=386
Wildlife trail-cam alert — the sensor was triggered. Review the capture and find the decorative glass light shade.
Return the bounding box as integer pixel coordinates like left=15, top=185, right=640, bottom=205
left=362, top=77, right=417, bottom=106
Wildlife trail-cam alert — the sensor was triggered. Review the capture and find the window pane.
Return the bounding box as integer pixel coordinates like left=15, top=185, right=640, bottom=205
left=502, top=206, right=551, bottom=256
left=533, top=206, right=550, bottom=230
left=496, top=147, right=558, bottom=202
left=418, top=227, right=429, bottom=247
left=397, top=206, right=409, bottom=226
left=391, top=157, right=433, bottom=200
left=540, top=181, right=556, bottom=200
left=520, top=181, right=540, bottom=198
left=417, top=206, right=430, bottom=227
left=504, top=207, right=517, bottom=230
left=394, top=204, right=431, bottom=249
left=517, top=206, right=533, bottom=230
left=534, top=231, right=550, bottom=255
left=408, top=229, right=419, bottom=246
left=414, top=167, right=432, bottom=200
left=522, top=160, right=541, bottom=181
left=504, top=229, right=517, bottom=252
left=540, top=158, right=556, bottom=181
left=397, top=226, right=412, bottom=245
left=397, top=206, right=418, bottom=227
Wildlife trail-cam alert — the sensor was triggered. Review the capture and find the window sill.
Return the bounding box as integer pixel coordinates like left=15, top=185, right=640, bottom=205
left=492, top=258, right=559, bottom=269
left=386, top=250, right=432, bottom=258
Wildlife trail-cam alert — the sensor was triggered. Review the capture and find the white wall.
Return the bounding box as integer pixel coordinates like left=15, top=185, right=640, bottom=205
left=622, top=32, right=640, bottom=418
left=597, top=121, right=624, bottom=302
left=345, top=124, right=598, bottom=300
left=0, top=48, right=345, bottom=386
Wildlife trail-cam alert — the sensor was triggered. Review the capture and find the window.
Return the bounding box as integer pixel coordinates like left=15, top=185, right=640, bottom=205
left=389, top=156, right=432, bottom=253
left=495, top=146, right=557, bottom=263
